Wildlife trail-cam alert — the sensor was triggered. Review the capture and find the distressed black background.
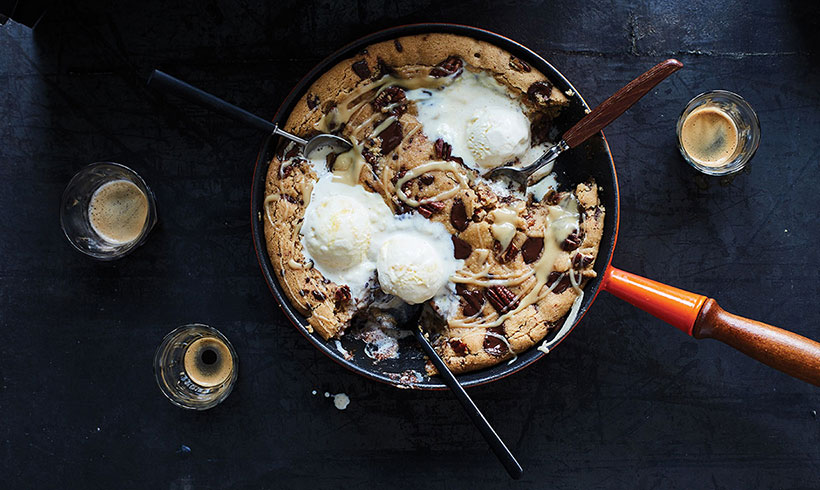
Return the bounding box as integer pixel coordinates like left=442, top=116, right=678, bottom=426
left=1, top=1, right=819, bottom=488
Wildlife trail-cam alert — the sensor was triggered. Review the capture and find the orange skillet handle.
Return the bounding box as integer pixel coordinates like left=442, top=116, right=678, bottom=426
left=602, top=267, right=820, bottom=386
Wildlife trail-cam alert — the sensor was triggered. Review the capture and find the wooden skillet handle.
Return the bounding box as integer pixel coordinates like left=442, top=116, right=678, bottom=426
left=693, top=299, right=820, bottom=386
left=562, top=59, right=683, bottom=148
left=602, top=267, right=820, bottom=386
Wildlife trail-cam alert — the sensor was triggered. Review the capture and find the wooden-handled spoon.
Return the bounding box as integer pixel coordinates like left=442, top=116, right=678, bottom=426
left=486, top=59, right=683, bottom=187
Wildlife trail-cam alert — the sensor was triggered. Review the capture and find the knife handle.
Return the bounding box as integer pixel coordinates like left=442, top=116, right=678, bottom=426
left=562, top=59, right=683, bottom=148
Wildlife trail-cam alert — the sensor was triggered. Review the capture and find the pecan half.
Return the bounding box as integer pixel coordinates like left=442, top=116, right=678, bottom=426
left=500, top=243, right=519, bottom=263
left=418, top=201, right=445, bottom=218
left=434, top=138, right=452, bottom=160
left=485, top=286, right=519, bottom=314
left=562, top=229, right=584, bottom=251
left=572, top=253, right=594, bottom=269
left=334, top=285, right=351, bottom=304
left=372, top=86, right=407, bottom=115
left=430, top=55, right=464, bottom=78
left=509, top=56, right=531, bottom=72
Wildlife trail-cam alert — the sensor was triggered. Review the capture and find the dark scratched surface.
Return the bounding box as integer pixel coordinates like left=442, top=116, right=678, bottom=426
left=1, top=1, right=819, bottom=488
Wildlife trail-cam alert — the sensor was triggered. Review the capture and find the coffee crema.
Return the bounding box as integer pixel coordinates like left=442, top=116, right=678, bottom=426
left=88, top=180, right=148, bottom=244
left=183, top=337, right=234, bottom=387
left=680, top=106, right=739, bottom=167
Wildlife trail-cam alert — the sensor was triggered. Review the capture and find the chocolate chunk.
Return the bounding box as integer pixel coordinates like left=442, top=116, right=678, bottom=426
left=325, top=152, right=337, bottom=171
left=547, top=271, right=570, bottom=294
left=419, top=174, right=435, bottom=186
left=393, top=39, right=403, bottom=52
left=311, top=290, right=326, bottom=302
left=509, top=56, right=531, bottom=72
left=418, top=201, right=445, bottom=218
left=352, top=59, right=371, bottom=79
left=283, top=194, right=299, bottom=204
left=447, top=155, right=464, bottom=165
left=500, top=243, right=519, bottom=263
left=372, top=86, right=407, bottom=115
left=434, top=138, right=452, bottom=160
left=484, top=326, right=509, bottom=357
left=430, top=56, right=464, bottom=78
left=527, top=81, right=554, bottom=106
left=572, top=253, right=593, bottom=269
left=451, top=235, right=472, bottom=259
left=457, top=285, right=484, bottom=317
left=562, top=229, right=584, bottom=251
left=306, top=94, right=320, bottom=109
left=449, top=339, right=467, bottom=356
left=486, top=286, right=519, bottom=314
left=521, top=236, right=544, bottom=264
left=450, top=198, right=469, bottom=231
left=379, top=120, right=403, bottom=155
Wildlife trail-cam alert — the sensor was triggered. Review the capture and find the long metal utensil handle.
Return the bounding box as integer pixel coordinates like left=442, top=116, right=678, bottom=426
left=561, top=58, right=683, bottom=148
left=147, top=69, right=305, bottom=144
left=413, top=328, right=523, bottom=480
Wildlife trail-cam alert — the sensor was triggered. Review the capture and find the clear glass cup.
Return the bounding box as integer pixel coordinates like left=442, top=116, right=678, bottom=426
left=154, top=324, right=238, bottom=410
left=60, top=162, right=157, bottom=260
left=676, top=90, right=761, bottom=176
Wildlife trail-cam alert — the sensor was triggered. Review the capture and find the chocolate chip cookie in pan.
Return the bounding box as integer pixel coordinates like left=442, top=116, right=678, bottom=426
left=263, top=33, right=604, bottom=374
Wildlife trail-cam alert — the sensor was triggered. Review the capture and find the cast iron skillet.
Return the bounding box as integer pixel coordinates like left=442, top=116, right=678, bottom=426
left=251, top=23, right=618, bottom=389
left=251, top=24, right=820, bottom=389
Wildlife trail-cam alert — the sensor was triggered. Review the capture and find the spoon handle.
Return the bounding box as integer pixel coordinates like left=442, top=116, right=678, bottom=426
left=562, top=59, right=683, bottom=148
left=148, top=69, right=279, bottom=135
left=413, top=328, right=523, bottom=480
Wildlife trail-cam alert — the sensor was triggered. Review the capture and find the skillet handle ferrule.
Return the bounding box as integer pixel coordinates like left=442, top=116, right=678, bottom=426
left=601, top=267, right=706, bottom=335
left=693, top=299, right=820, bottom=386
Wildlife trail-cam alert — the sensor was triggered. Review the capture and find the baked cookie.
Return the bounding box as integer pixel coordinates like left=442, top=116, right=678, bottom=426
left=263, top=33, right=604, bottom=374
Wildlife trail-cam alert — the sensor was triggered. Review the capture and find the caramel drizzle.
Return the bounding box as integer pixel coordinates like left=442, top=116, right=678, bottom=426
left=395, top=160, right=470, bottom=207
left=448, top=196, right=580, bottom=329
left=314, top=71, right=457, bottom=133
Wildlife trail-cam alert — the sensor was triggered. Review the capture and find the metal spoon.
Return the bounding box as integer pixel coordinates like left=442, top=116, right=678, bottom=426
left=486, top=59, right=683, bottom=187
left=147, top=70, right=352, bottom=157
left=411, top=312, right=523, bottom=479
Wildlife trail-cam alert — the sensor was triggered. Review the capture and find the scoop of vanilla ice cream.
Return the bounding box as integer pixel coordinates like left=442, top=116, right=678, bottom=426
left=302, top=195, right=371, bottom=270
left=377, top=234, right=447, bottom=304
left=466, top=105, right=531, bottom=169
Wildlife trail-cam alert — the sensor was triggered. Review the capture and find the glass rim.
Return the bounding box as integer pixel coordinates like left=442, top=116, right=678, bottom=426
left=60, top=161, right=157, bottom=260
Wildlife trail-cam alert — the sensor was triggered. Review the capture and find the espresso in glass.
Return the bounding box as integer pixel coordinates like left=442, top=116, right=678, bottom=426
left=154, top=324, right=238, bottom=410
left=61, top=162, right=157, bottom=259
left=676, top=90, right=760, bottom=176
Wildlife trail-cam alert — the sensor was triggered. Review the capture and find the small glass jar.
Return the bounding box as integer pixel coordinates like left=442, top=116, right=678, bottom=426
left=60, top=162, right=157, bottom=260
left=154, top=324, right=238, bottom=410
left=677, top=90, right=760, bottom=176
